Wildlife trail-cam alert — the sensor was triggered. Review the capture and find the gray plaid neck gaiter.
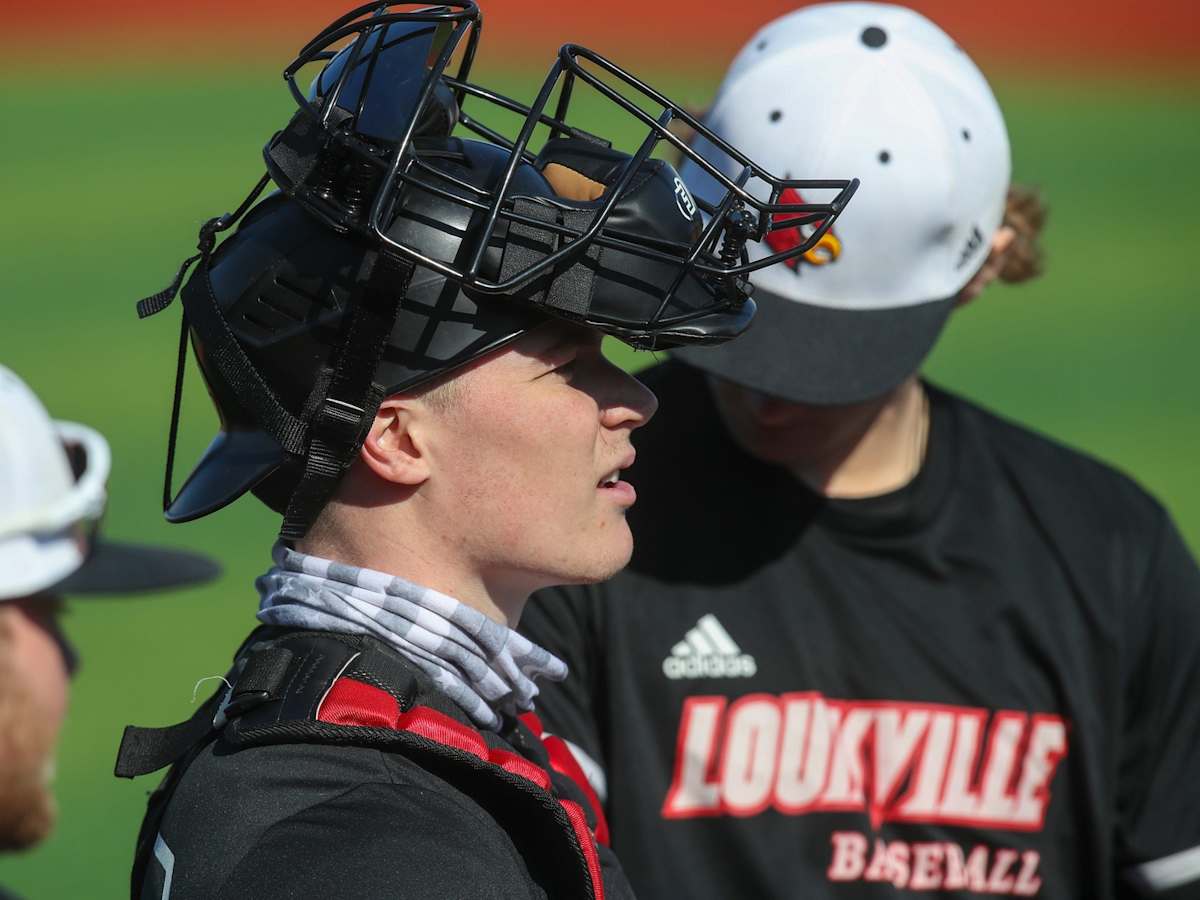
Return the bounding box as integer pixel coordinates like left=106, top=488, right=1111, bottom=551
left=255, top=541, right=567, bottom=731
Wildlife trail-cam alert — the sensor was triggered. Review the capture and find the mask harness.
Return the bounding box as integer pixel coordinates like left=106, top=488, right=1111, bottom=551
left=136, top=171, right=416, bottom=540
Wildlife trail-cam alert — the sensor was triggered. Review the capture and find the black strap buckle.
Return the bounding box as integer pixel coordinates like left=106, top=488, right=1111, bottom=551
left=313, top=397, right=367, bottom=444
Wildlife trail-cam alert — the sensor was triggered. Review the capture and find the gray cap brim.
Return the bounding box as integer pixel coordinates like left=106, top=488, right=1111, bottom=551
left=673, top=286, right=954, bottom=405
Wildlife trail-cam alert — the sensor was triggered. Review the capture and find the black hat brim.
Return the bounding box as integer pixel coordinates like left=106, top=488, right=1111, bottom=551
left=672, top=286, right=955, bottom=405
left=53, top=539, right=220, bottom=596
left=166, top=428, right=285, bottom=523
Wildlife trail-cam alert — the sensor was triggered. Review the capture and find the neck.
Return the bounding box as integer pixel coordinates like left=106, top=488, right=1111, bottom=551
left=792, top=378, right=929, bottom=498
left=295, top=490, right=525, bottom=629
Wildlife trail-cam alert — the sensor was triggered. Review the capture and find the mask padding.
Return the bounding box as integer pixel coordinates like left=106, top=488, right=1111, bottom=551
left=536, top=138, right=632, bottom=185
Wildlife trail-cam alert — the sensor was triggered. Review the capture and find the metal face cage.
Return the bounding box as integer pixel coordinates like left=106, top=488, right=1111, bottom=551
left=135, top=1, right=861, bottom=539
left=267, top=1, right=860, bottom=336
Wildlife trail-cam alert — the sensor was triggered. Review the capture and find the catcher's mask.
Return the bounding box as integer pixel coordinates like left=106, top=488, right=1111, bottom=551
left=137, top=1, right=858, bottom=539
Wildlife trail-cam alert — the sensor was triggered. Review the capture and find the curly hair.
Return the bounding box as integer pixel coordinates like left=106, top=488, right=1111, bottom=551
left=999, top=184, right=1048, bottom=284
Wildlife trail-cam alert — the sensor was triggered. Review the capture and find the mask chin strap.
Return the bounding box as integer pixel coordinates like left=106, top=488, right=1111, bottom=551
left=278, top=250, right=413, bottom=540
left=136, top=175, right=415, bottom=540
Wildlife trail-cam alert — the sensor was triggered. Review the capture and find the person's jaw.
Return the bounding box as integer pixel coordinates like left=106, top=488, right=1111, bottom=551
left=709, top=375, right=926, bottom=497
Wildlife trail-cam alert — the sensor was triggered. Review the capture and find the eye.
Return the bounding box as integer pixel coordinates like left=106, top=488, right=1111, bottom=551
left=541, top=355, right=577, bottom=379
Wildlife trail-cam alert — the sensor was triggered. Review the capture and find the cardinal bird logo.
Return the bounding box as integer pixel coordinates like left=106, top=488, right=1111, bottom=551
left=765, top=187, right=842, bottom=271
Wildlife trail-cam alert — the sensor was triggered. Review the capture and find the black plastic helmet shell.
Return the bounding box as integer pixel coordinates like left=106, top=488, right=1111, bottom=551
left=309, top=18, right=460, bottom=143
left=533, top=139, right=753, bottom=344
left=168, top=139, right=552, bottom=522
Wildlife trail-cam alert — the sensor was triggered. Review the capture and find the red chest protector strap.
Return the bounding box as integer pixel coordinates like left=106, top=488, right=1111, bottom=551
left=317, top=675, right=606, bottom=897
left=116, top=629, right=607, bottom=900
left=518, top=710, right=611, bottom=847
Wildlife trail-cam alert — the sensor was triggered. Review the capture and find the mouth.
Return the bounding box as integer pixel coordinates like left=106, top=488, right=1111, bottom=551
left=596, top=451, right=636, bottom=490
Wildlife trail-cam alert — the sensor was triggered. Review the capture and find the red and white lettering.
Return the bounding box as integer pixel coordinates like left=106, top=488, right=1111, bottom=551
left=940, top=709, right=988, bottom=819
left=775, top=694, right=837, bottom=813
left=1013, top=850, right=1043, bottom=896
left=863, top=838, right=891, bottom=882
left=825, top=836, right=1043, bottom=895
left=964, top=845, right=991, bottom=891
left=897, top=710, right=956, bottom=818
left=827, top=831, right=868, bottom=880
left=976, top=712, right=1027, bottom=823
left=885, top=842, right=911, bottom=889
left=663, top=692, right=1069, bottom=833
left=820, top=706, right=874, bottom=809
left=987, top=847, right=1020, bottom=893
left=910, top=843, right=945, bottom=889
left=1012, top=715, right=1069, bottom=828
left=943, top=842, right=969, bottom=890
left=870, top=708, right=931, bottom=828
left=718, top=695, right=781, bottom=816
left=662, top=697, right=725, bottom=818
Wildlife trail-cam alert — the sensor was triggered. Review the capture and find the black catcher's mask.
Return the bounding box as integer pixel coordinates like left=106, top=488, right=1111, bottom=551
left=136, top=1, right=858, bottom=539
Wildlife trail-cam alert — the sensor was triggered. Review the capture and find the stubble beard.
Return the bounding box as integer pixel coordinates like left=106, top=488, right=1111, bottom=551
left=0, top=655, right=59, bottom=851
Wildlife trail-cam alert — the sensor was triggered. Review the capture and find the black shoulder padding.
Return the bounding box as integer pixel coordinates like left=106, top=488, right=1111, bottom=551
left=121, top=628, right=605, bottom=900
left=227, top=631, right=377, bottom=734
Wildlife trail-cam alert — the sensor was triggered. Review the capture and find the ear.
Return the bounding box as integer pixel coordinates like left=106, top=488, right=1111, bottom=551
left=955, top=225, right=1017, bottom=309
left=358, top=395, right=431, bottom=487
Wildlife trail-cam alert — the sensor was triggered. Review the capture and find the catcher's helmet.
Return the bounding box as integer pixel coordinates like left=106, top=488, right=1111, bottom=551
left=137, top=2, right=858, bottom=538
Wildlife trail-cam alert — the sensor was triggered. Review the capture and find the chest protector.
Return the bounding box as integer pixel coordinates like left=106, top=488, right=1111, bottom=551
left=115, top=629, right=610, bottom=900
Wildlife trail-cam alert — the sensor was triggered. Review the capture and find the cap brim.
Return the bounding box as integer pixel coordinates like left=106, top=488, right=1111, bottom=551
left=53, top=538, right=220, bottom=596
left=672, top=287, right=954, bottom=405
left=166, top=428, right=285, bottom=523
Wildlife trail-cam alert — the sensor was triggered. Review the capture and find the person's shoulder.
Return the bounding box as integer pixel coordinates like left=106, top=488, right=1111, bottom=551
left=215, top=778, right=538, bottom=898
left=938, top=384, right=1168, bottom=534
left=159, top=738, right=539, bottom=898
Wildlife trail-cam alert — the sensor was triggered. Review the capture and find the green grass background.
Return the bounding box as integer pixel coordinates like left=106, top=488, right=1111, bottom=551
left=1, top=62, right=1198, bottom=896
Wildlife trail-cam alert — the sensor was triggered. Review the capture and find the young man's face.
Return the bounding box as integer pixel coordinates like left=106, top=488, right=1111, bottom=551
left=709, top=376, right=894, bottom=470
left=420, top=322, right=658, bottom=596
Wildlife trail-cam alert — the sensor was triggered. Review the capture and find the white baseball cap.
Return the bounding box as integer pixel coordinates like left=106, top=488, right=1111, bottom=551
left=675, top=1, right=1011, bottom=403
left=0, top=365, right=219, bottom=601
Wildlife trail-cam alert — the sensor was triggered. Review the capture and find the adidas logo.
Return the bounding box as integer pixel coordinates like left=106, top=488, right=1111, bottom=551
left=662, top=614, right=757, bottom=680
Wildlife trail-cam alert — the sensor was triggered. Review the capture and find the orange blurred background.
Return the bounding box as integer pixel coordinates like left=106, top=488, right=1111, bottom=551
left=6, top=0, right=1199, bottom=74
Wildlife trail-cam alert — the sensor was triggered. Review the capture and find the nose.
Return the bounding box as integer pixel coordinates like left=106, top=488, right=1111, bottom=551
left=726, top=381, right=796, bottom=426
left=598, top=362, right=658, bottom=431
left=748, top=392, right=800, bottom=427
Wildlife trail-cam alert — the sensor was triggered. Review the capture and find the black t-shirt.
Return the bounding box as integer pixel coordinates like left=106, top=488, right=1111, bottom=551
left=520, top=361, right=1200, bottom=900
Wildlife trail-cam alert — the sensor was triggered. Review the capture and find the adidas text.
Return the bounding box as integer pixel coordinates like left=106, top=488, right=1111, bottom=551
left=663, top=614, right=757, bottom=680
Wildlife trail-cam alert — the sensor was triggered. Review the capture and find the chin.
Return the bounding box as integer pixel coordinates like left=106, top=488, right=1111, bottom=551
left=0, top=782, right=56, bottom=851
left=561, top=526, right=635, bottom=586
left=0, top=665, right=62, bottom=850
left=0, top=740, right=58, bottom=851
